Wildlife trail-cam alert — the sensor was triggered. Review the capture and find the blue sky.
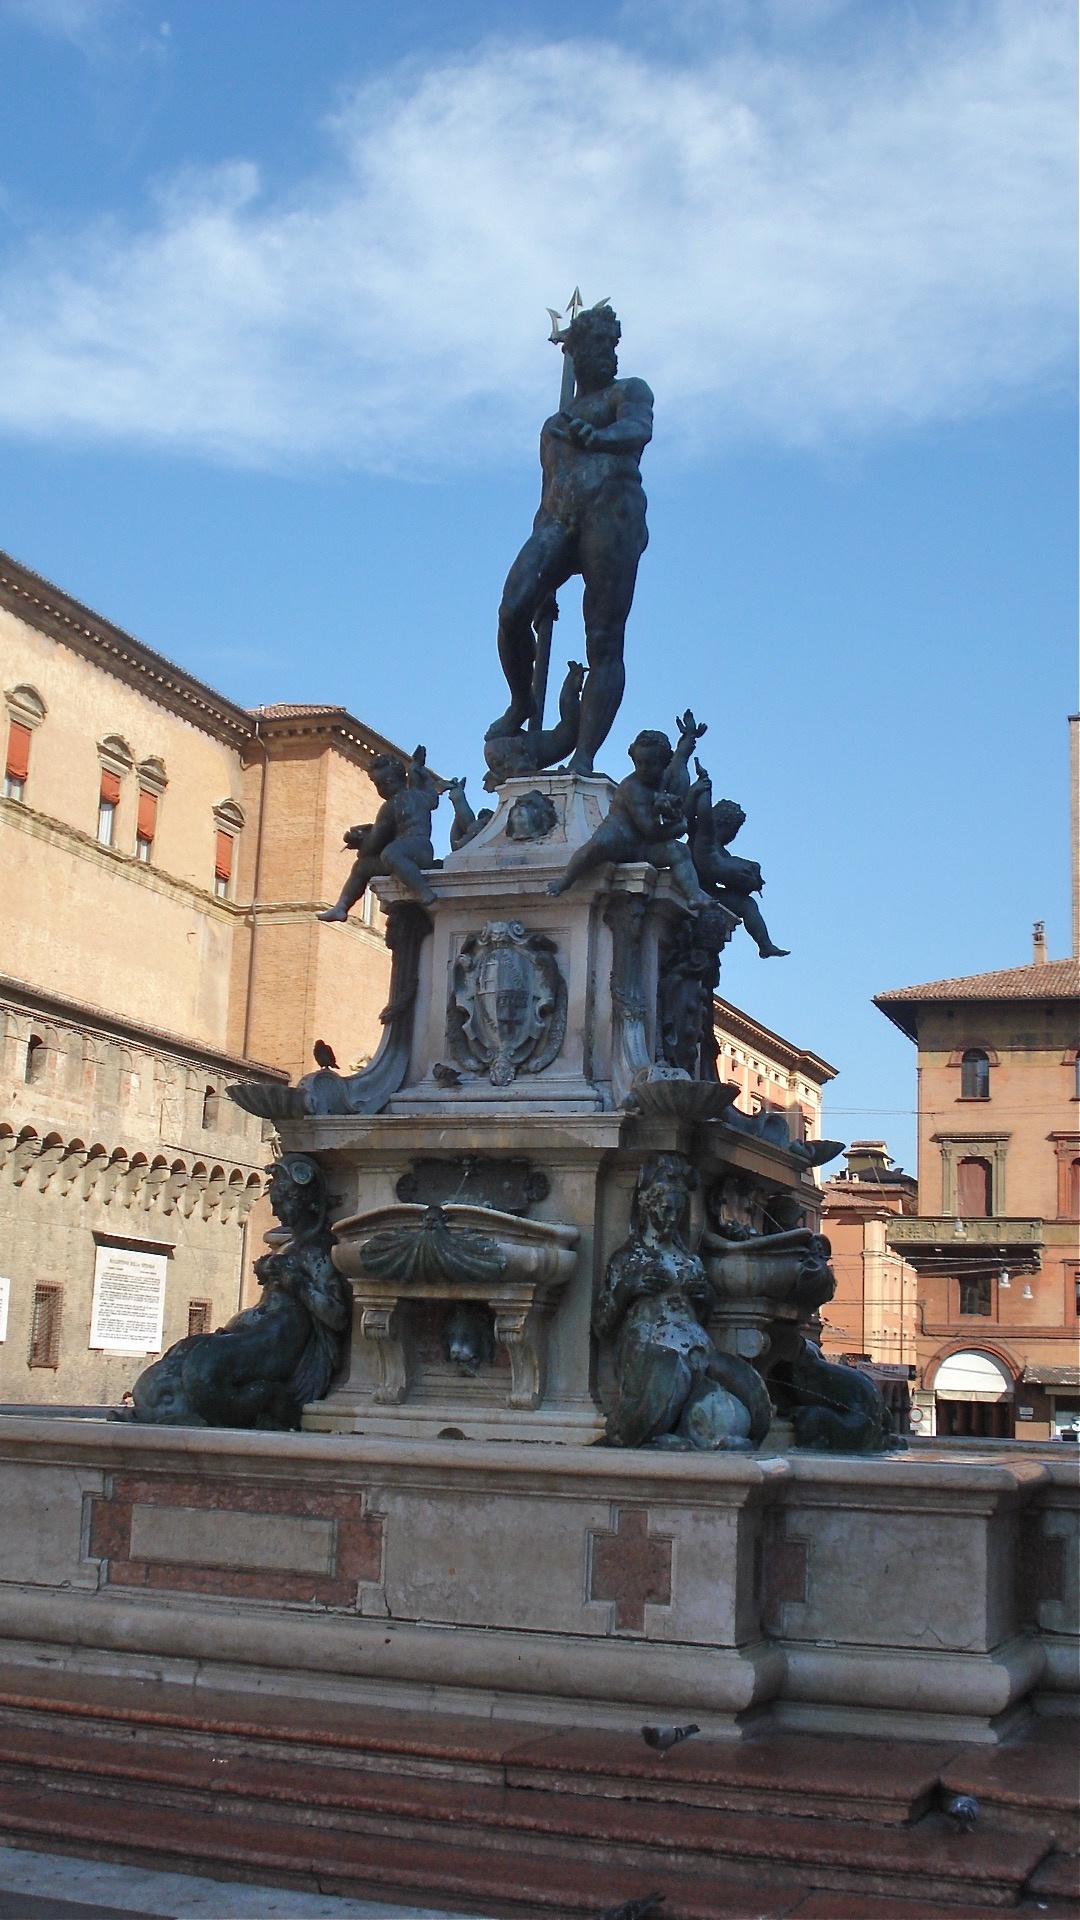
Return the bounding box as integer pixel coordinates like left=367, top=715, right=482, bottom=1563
left=0, top=0, right=1075, bottom=1165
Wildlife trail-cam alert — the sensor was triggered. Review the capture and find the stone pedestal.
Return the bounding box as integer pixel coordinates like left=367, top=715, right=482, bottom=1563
left=275, top=771, right=825, bottom=1444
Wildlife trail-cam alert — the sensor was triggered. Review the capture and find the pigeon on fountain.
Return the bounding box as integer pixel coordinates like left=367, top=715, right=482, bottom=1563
left=940, top=1790, right=979, bottom=1831
left=640, top=1723, right=699, bottom=1755
left=598, top=1897, right=665, bottom=1920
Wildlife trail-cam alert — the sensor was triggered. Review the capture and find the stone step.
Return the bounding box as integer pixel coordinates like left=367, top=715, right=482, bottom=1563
left=0, top=1669, right=960, bottom=1822
left=0, top=1777, right=806, bottom=1920
left=0, top=1718, right=1054, bottom=1909
left=941, top=1726, right=1080, bottom=1843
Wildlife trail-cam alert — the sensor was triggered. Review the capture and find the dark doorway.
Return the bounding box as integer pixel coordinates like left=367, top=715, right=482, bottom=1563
left=936, top=1398, right=1014, bottom=1438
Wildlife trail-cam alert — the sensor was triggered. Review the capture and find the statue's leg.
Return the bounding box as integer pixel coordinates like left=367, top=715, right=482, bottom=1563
left=731, top=891, right=790, bottom=958
left=570, top=487, right=648, bottom=773
left=318, top=855, right=378, bottom=922
left=382, top=835, right=437, bottom=906
left=547, top=819, right=636, bottom=896
left=493, top=515, right=575, bottom=735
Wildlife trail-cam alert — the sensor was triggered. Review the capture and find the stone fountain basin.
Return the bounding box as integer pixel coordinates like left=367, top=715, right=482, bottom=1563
left=332, top=1203, right=579, bottom=1295
left=331, top=1205, right=580, bottom=1411
left=701, top=1227, right=824, bottom=1307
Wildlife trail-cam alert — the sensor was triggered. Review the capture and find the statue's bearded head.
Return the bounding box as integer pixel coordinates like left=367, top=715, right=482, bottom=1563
left=569, top=307, right=620, bottom=392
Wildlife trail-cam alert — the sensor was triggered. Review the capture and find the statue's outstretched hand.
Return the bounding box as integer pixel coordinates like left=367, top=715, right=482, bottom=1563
left=676, top=711, right=707, bottom=746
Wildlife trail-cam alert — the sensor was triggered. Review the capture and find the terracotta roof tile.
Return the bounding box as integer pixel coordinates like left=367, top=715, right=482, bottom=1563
left=875, top=957, right=1078, bottom=1039
left=877, top=958, right=1078, bottom=1004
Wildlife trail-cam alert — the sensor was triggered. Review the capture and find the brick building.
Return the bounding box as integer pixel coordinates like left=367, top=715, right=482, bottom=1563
left=0, top=551, right=404, bottom=1405
left=819, top=1141, right=918, bottom=1366
left=874, top=935, right=1079, bottom=1441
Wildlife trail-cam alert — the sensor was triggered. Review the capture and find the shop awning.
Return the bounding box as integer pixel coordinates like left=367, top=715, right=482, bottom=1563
left=933, top=1350, right=1015, bottom=1403
left=1021, top=1366, right=1080, bottom=1390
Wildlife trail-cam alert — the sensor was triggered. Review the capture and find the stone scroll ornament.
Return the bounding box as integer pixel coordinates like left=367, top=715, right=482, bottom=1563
left=593, top=1154, right=771, bottom=1452
left=115, top=1155, right=350, bottom=1431
left=446, top=920, right=567, bottom=1086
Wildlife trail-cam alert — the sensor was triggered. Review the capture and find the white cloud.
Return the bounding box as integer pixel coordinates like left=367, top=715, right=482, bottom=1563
left=0, top=0, right=1073, bottom=471
left=3, top=0, right=122, bottom=49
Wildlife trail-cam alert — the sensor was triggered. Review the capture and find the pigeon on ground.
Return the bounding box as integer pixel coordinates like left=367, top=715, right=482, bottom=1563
left=313, top=1040, right=338, bottom=1070
left=598, top=1896, right=665, bottom=1920
left=940, top=1791, right=979, bottom=1831
left=640, top=1723, right=699, bottom=1755
left=433, top=1061, right=462, bottom=1087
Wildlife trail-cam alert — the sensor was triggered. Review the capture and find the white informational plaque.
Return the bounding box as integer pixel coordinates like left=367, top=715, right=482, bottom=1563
left=0, top=1276, right=9, bottom=1344
left=89, top=1244, right=168, bottom=1354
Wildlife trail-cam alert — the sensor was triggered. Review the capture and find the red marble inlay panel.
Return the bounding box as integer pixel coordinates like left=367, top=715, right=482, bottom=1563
left=587, top=1506, right=673, bottom=1635
left=87, top=1473, right=383, bottom=1608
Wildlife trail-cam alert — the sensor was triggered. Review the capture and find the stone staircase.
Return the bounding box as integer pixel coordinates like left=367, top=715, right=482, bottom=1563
left=0, top=1667, right=1074, bottom=1919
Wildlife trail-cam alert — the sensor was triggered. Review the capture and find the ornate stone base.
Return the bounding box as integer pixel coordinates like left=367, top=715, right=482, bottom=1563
left=0, top=1416, right=1073, bottom=1743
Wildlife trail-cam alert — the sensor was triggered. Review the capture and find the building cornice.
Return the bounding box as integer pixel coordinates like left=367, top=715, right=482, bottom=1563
left=713, top=994, right=837, bottom=1085
left=0, top=550, right=254, bottom=748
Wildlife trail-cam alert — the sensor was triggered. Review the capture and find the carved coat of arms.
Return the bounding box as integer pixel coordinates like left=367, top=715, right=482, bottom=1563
left=447, top=920, right=567, bottom=1086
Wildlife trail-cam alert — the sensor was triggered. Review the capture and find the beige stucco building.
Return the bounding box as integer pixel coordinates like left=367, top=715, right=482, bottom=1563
left=0, top=551, right=405, bottom=1405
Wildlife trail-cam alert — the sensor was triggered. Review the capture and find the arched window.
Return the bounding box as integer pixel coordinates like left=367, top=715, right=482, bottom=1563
left=201, top=1085, right=219, bottom=1129
left=3, top=685, right=45, bottom=802
left=96, top=737, right=131, bottom=849
left=957, top=1156, right=993, bottom=1218
left=960, top=1049, right=990, bottom=1100
left=24, top=1034, right=46, bottom=1084
left=1069, top=1158, right=1080, bottom=1221
left=212, top=800, right=244, bottom=900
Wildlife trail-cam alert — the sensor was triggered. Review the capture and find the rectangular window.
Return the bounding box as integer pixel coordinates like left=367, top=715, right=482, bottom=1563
left=135, top=787, right=157, bottom=862
left=98, top=768, right=121, bottom=847
left=4, top=720, right=31, bottom=801
left=214, top=829, right=234, bottom=899
left=28, top=1284, right=63, bottom=1367
left=958, top=1274, right=993, bottom=1316
left=187, top=1300, right=212, bottom=1338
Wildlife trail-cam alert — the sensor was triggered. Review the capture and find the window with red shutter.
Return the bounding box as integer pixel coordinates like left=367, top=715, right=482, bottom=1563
left=99, top=768, right=121, bottom=806
left=214, top=829, right=234, bottom=897
left=135, top=787, right=157, bottom=861
left=4, top=720, right=31, bottom=799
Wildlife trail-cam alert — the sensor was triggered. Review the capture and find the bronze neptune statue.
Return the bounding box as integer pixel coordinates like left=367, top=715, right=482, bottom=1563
left=489, top=303, right=653, bottom=775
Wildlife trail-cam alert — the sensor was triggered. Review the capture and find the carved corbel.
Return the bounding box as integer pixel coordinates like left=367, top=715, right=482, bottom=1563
left=158, top=1164, right=189, bottom=1216
left=55, top=1143, right=90, bottom=1197
left=0, top=1128, right=15, bottom=1179
left=138, top=1163, right=171, bottom=1212
left=200, top=1170, right=227, bottom=1221
left=78, top=1148, right=109, bottom=1201
left=359, top=1303, right=408, bottom=1404
left=492, top=1302, right=550, bottom=1410
left=97, top=1154, right=131, bottom=1205
left=233, top=1178, right=264, bottom=1225
left=116, top=1159, right=150, bottom=1209
left=32, top=1139, right=67, bottom=1193
left=10, top=1132, right=42, bottom=1188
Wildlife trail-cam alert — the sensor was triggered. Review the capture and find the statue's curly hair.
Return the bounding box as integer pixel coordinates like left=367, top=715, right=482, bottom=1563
left=711, top=798, right=746, bottom=840
left=569, top=305, right=621, bottom=354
